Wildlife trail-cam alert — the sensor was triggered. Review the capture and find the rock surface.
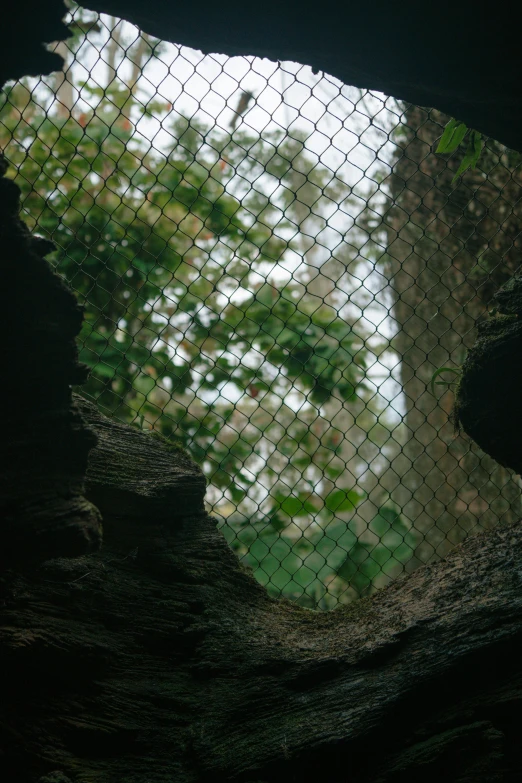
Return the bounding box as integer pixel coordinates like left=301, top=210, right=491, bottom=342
left=2, top=401, right=522, bottom=782
left=455, top=273, right=522, bottom=476
left=0, top=156, right=101, bottom=565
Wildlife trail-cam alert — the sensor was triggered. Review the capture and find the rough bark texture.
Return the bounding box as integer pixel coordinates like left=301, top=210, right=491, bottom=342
left=0, top=155, right=102, bottom=566
left=381, top=105, right=522, bottom=564
left=1, top=8, right=102, bottom=566
left=2, top=397, right=522, bottom=782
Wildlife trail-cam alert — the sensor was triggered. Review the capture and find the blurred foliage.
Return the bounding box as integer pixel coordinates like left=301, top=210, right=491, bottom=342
left=0, top=3, right=417, bottom=606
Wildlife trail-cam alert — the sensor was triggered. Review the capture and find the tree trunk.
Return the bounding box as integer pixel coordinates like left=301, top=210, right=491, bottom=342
left=2, top=394, right=522, bottom=782
left=382, top=105, right=522, bottom=565
left=53, top=40, right=75, bottom=118
left=105, top=17, right=122, bottom=86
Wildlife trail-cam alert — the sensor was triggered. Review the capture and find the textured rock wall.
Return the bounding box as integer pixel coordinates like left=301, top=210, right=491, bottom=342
left=2, top=398, right=522, bottom=781
left=0, top=155, right=102, bottom=566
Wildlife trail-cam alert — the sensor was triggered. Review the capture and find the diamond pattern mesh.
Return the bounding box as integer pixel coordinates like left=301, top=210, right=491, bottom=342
left=1, top=3, right=521, bottom=608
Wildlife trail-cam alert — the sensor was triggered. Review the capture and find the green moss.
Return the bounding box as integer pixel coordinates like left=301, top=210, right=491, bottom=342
left=148, top=428, right=188, bottom=456
left=492, top=272, right=522, bottom=316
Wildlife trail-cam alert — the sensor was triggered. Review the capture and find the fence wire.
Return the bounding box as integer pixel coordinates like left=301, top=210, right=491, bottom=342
left=2, top=3, right=522, bottom=608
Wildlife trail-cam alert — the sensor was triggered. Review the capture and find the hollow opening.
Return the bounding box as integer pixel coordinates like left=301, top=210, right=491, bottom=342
left=2, top=1, right=521, bottom=608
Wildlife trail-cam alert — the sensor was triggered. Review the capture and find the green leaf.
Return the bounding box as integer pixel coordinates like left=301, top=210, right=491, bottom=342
left=90, top=362, right=116, bottom=379
left=325, top=489, right=362, bottom=513
left=429, top=366, right=461, bottom=396
left=281, top=496, right=305, bottom=517
left=451, top=131, right=483, bottom=183
left=336, top=541, right=371, bottom=581
left=436, top=119, right=468, bottom=154
left=325, top=463, right=344, bottom=480
left=266, top=516, right=287, bottom=533
left=229, top=486, right=247, bottom=504
left=436, top=118, right=459, bottom=152
left=369, top=507, right=408, bottom=538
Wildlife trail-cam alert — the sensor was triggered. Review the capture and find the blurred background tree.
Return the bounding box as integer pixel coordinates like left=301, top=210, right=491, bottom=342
left=380, top=105, right=522, bottom=567
left=0, top=4, right=426, bottom=607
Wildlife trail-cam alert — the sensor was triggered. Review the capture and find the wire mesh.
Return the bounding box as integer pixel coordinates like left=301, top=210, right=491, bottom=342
left=2, top=2, right=521, bottom=608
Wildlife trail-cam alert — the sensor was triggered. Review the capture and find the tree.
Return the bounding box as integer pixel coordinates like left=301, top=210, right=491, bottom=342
left=379, top=104, right=522, bottom=566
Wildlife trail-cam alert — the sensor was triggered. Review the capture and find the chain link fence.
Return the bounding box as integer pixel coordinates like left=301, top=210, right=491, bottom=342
left=2, top=3, right=521, bottom=608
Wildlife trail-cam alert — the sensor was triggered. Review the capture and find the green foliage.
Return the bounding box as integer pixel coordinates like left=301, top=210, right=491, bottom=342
left=335, top=506, right=417, bottom=596
left=436, top=119, right=469, bottom=154
left=436, top=119, right=483, bottom=182
left=0, top=10, right=416, bottom=605
left=430, top=366, right=462, bottom=397
left=221, top=502, right=416, bottom=608
left=452, top=130, right=483, bottom=182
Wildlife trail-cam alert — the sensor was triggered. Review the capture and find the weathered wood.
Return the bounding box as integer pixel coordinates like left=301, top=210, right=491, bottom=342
left=2, top=401, right=521, bottom=782
left=5, top=3, right=522, bottom=154
left=76, top=394, right=206, bottom=519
